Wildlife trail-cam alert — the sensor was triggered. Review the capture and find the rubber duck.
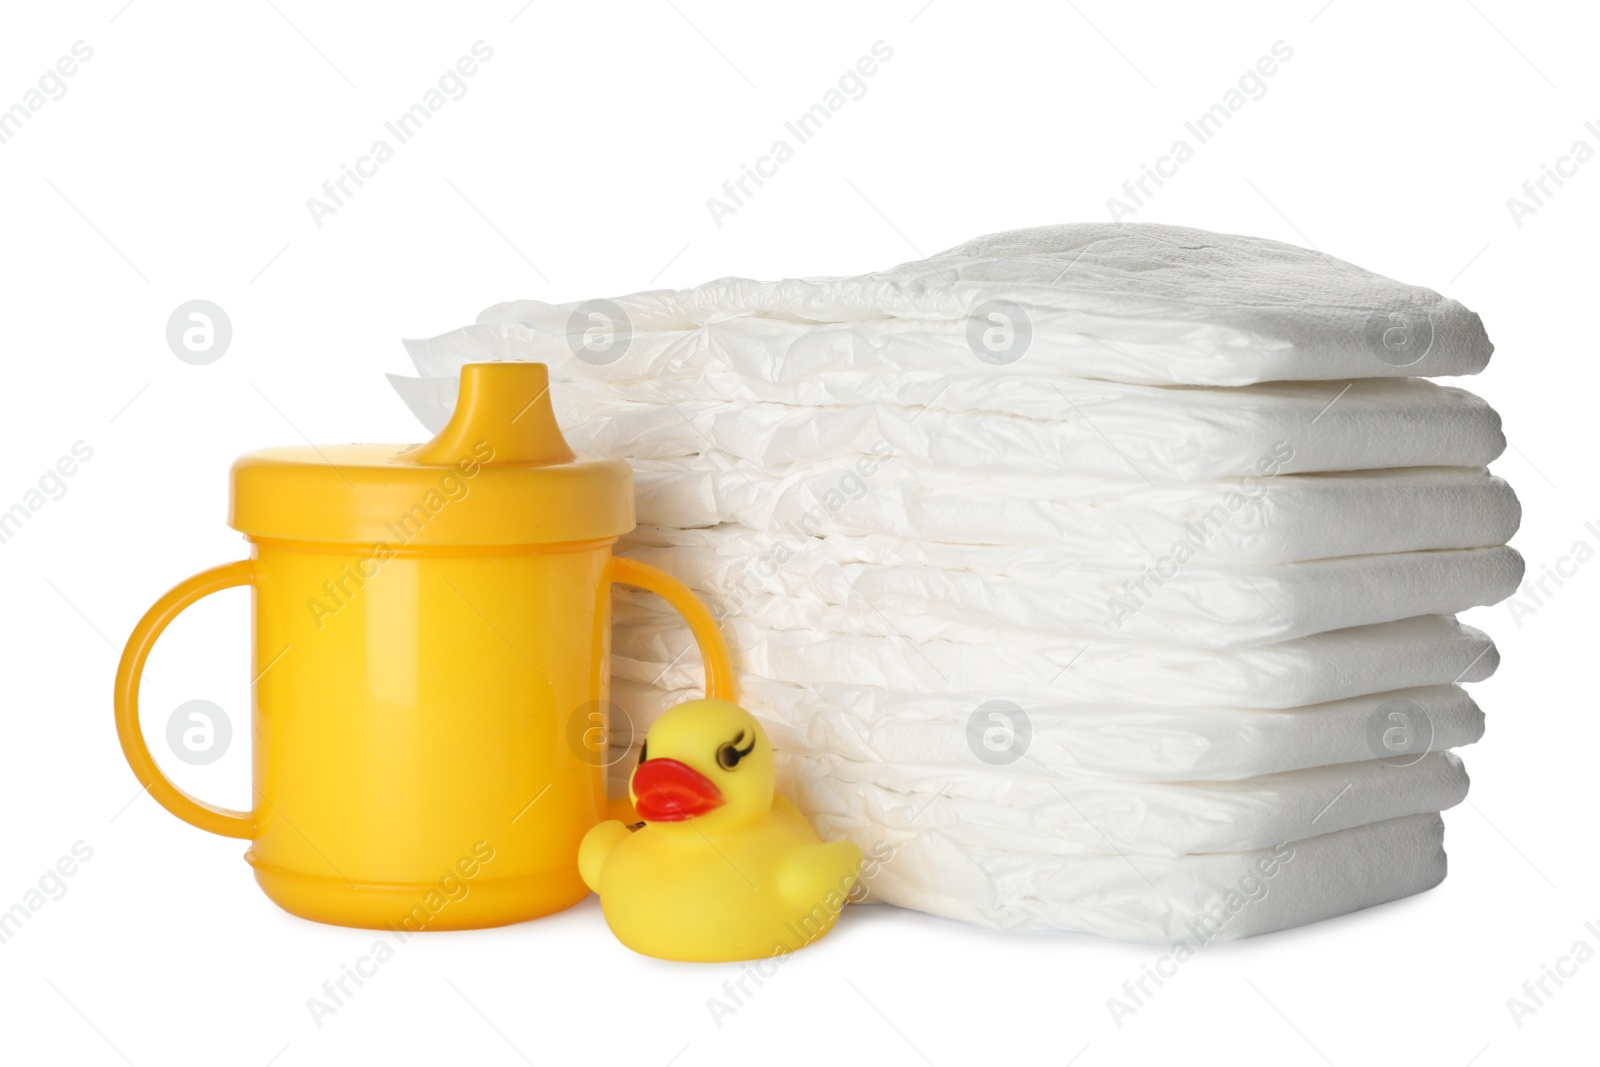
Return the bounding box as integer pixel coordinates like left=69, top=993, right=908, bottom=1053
left=579, top=698, right=862, bottom=962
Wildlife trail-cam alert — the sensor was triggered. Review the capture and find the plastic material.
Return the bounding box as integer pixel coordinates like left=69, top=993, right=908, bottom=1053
left=114, top=560, right=257, bottom=839
left=230, top=362, right=634, bottom=547
left=113, top=362, right=734, bottom=930
left=579, top=699, right=861, bottom=961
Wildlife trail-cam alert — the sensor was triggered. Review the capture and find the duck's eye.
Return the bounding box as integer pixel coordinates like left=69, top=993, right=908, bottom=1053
left=637, top=740, right=648, bottom=765
left=716, top=730, right=756, bottom=770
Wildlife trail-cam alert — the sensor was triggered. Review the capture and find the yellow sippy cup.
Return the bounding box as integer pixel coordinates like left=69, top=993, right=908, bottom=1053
left=113, top=362, right=733, bottom=930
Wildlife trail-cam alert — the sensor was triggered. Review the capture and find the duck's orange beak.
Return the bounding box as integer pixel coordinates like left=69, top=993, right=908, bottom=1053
left=632, top=758, right=724, bottom=822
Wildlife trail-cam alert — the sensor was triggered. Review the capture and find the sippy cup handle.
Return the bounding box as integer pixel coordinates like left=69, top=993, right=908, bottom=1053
left=609, top=557, right=736, bottom=702
left=113, top=561, right=257, bottom=839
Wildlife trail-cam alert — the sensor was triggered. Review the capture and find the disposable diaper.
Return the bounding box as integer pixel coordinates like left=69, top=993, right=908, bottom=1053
left=620, top=531, right=1522, bottom=648
left=621, top=462, right=1519, bottom=562
left=598, top=747, right=1468, bottom=858
left=823, top=813, right=1449, bottom=940
left=613, top=613, right=1496, bottom=708
left=610, top=679, right=1484, bottom=783
left=392, top=374, right=1505, bottom=481
left=396, top=222, right=1491, bottom=390
left=789, top=750, right=1466, bottom=856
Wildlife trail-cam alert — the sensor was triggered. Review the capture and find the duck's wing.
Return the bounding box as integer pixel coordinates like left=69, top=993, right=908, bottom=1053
left=771, top=790, right=807, bottom=821
left=578, top=819, right=631, bottom=893
left=777, top=840, right=863, bottom=919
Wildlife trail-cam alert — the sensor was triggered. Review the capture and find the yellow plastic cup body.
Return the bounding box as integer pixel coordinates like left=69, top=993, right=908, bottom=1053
left=112, top=362, right=734, bottom=930
left=248, top=535, right=613, bottom=929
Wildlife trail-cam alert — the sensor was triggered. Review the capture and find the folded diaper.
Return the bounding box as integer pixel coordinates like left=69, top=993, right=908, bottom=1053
left=392, top=374, right=1505, bottom=481
left=601, top=745, right=1468, bottom=858
left=610, top=679, right=1483, bottom=783
left=398, top=222, right=1491, bottom=390
left=621, top=531, right=1522, bottom=648
left=614, top=612, right=1496, bottom=708
left=827, top=812, right=1449, bottom=940
left=786, top=750, right=1468, bottom=856
left=622, top=463, right=1519, bottom=564
left=394, top=222, right=1510, bottom=940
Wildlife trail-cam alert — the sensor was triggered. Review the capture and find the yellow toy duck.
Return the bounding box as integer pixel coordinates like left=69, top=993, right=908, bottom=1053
left=579, top=699, right=862, bottom=962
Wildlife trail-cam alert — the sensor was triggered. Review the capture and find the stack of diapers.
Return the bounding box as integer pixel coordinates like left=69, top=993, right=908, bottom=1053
left=391, top=223, right=1520, bottom=942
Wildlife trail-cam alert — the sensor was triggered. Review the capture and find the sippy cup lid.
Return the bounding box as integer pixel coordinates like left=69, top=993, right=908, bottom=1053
left=229, top=362, right=634, bottom=547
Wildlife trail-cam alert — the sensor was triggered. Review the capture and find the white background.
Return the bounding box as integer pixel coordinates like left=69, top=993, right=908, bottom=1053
left=0, top=1, right=1594, bottom=1064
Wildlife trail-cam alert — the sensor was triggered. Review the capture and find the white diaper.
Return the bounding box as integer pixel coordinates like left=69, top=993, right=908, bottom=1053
left=610, top=679, right=1483, bottom=783
left=392, top=374, right=1505, bottom=481
left=600, top=746, right=1467, bottom=858
left=827, top=813, right=1448, bottom=940
left=619, top=533, right=1522, bottom=647
left=400, top=222, right=1491, bottom=388
left=613, top=612, right=1495, bottom=708
left=619, top=462, right=1519, bottom=563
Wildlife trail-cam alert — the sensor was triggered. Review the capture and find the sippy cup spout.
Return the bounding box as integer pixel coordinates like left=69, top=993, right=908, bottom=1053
left=406, top=362, right=576, bottom=467
left=229, top=358, right=633, bottom=546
